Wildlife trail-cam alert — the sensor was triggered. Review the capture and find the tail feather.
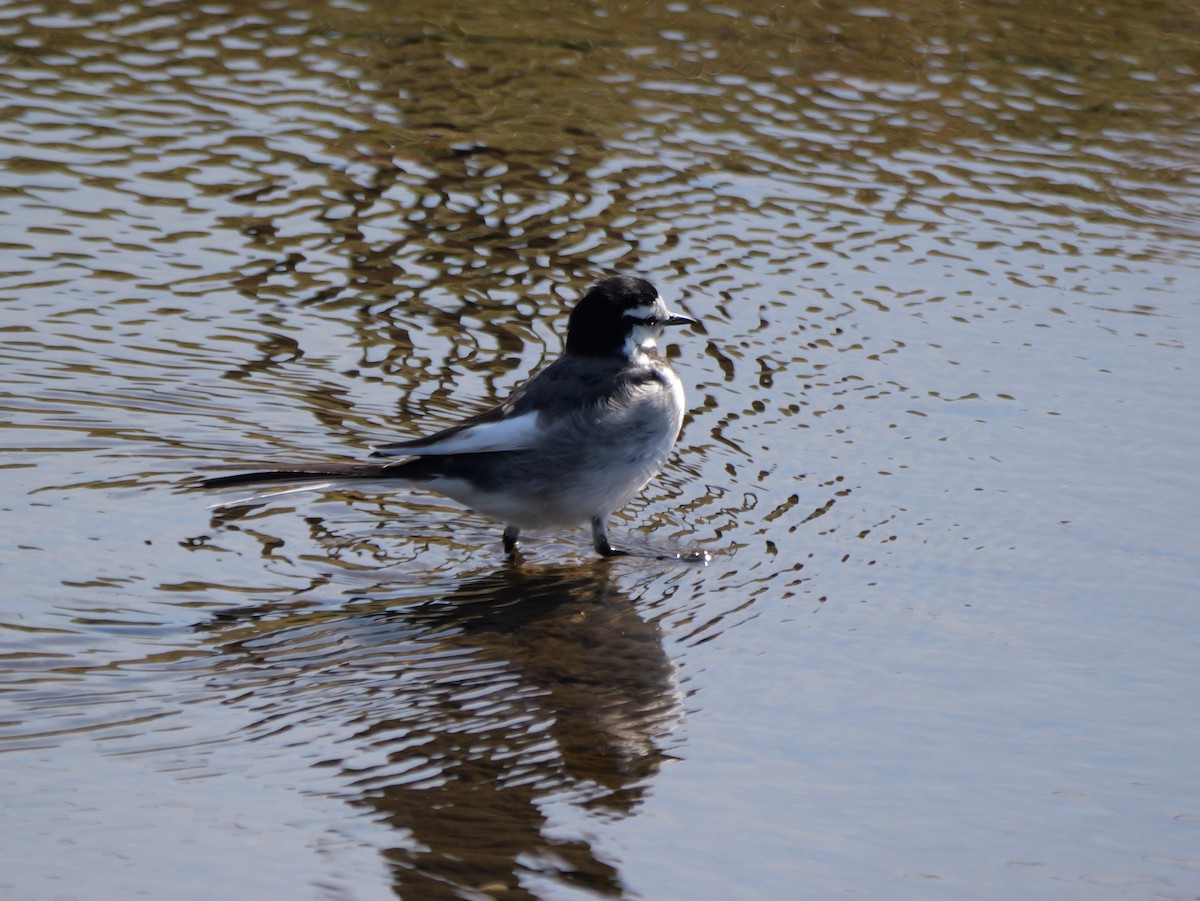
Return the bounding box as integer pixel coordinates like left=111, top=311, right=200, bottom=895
left=201, top=461, right=409, bottom=490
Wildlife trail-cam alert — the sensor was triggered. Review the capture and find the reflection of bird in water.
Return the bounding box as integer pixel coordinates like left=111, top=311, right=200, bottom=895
left=400, top=562, right=683, bottom=784
left=198, top=562, right=683, bottom=900
left=202, top=276, right=701, bottom=560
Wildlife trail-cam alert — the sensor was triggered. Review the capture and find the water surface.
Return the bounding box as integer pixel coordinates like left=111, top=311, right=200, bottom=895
left=3, top=1, right=1199, bottom=898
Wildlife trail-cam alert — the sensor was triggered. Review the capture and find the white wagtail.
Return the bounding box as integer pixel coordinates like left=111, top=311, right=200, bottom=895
left=203, top=275, right=699, bottom=558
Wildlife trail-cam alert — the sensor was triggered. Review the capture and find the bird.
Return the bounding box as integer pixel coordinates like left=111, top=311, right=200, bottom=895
left=202, top=275, right=700, bottom=559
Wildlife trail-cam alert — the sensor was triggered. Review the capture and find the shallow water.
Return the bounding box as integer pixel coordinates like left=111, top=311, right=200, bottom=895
left=3, top=0, right=1199, bottom=898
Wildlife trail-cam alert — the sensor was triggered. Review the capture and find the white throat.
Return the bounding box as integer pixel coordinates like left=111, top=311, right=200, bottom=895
left=623, top=325, right=659, bottom=360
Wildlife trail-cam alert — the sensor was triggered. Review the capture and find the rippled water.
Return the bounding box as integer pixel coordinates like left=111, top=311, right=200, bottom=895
left=3, top=1, right=1199, bottom=898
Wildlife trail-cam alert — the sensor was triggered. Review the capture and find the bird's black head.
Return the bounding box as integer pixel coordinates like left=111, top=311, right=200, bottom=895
left=565, top=275, right=696, bottom=357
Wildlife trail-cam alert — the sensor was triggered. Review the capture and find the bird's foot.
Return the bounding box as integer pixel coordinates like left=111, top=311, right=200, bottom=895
left=502, top=526, right=521, bottom=561
left=658, top=548, right=710, bottom=564
left=590, top=518, right=707, bottom=562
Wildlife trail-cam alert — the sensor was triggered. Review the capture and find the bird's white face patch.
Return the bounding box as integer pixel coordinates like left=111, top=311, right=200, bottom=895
left=622, top=294, right=670, bottom=359
left=622, top=298, right=664, bottom=322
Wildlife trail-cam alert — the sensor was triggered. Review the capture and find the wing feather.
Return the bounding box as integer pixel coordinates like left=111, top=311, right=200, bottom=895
left=372, top=409, right=541, bottom=456
left=370, top=354, right=624, bottom=458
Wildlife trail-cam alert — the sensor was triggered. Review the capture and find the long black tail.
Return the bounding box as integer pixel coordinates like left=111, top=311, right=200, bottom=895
left=201, top=461, right=411, bottom=490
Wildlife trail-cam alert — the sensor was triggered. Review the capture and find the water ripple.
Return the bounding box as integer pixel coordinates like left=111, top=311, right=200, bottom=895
left=3, top=0, right=1199, bottom=896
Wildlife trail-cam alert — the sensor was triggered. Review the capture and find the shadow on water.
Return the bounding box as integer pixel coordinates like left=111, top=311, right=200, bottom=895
left=195, top=562, right=681, bottom=900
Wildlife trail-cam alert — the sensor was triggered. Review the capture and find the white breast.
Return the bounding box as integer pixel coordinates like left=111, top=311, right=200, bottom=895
left=572, top=364, right=685, bottom=516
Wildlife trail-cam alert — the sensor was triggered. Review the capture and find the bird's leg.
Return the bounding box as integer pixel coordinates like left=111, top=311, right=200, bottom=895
left=591, top=516, right=629, bottom=557
left=502, top=525, right=521, bottom=559
left=592, top=515, right=708, bottom=563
